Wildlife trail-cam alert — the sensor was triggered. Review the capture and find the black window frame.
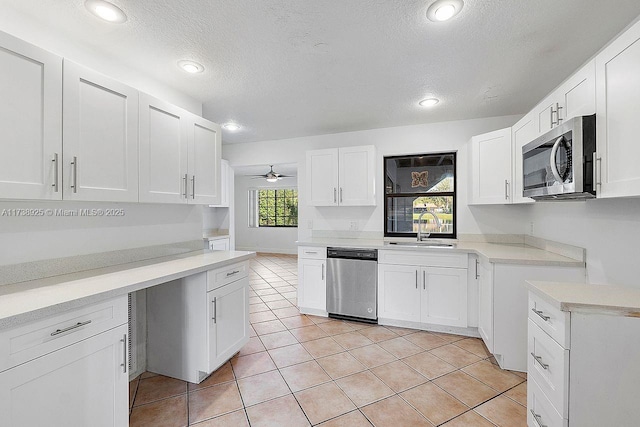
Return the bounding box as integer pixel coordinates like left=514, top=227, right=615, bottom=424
left=383, top=152, right=457, bottom=239
left=257, top=188, right=298, bottom=228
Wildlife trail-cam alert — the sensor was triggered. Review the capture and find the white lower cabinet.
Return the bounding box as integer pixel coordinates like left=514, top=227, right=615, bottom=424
left=477, top=259, right=494, bottom=353
left=146, top=262, right=249, bottom=383
left=209, top=238, right=230, bottom=251
left=377, top=264, right=421, bottom=322
left=297, top=248, right=327, bottom=316
left=0, top=296, right=128, bottom=427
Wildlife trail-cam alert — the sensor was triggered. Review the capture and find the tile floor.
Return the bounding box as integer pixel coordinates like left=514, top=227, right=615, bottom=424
left=129, top=253, right=528, bottom=427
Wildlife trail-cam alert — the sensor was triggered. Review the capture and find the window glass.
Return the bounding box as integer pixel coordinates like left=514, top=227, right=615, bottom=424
left=250, top=188, right=298, bottom=228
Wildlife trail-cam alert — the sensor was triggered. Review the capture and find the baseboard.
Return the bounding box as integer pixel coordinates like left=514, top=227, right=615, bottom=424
left=378, top=318, right=480, bottom=338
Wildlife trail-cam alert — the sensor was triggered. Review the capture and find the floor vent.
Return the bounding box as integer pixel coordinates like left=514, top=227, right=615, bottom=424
left=127, top=292, right=138, bottom=374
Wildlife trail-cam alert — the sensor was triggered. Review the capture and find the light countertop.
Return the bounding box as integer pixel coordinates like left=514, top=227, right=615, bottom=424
left=0, top=250, right=255, bottom=329
left=202, top=229, right=230, bottom=241
left=527, top=281, right=640, bottom=316
left=297, top=238, right=584, bottom=267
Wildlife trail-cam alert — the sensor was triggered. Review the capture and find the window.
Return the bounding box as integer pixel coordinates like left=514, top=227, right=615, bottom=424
left=248, top=189, right=298, bottom=227
left=384, top=153, right=456, bottom=238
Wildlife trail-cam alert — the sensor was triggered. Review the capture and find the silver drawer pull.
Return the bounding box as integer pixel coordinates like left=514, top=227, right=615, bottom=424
left=531, top=352, right=549, bottom=370
left=530, top=409, right=548, bottom=427
left=226, top=270, right=240, bottom=277
left=531, top=308, right=550, bottom=321
left=212, top=297, right=217, bottom=323
left=305, top=251, right=318, bottom=254
left=120, top=334, right=127, bottom=373
left=51, top=320, right=92, bottom=336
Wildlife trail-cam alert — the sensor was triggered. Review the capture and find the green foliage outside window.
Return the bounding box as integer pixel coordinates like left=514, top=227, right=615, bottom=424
left=258, top=189, right=298, bottom=227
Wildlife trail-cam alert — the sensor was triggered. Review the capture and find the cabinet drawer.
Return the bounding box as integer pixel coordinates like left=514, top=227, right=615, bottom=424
left=207, top=261, right=249, bottom=291
left=0, top=295, right=128, bottom=372
left=528, top=320, right=569, bottom=418
left=378, top=250, right=467, bottom=268
left=528, top=291, right=570, bottom=348
left=298, top=246, right=327, bottom=260
left=528, top=377, right=567, bottom=427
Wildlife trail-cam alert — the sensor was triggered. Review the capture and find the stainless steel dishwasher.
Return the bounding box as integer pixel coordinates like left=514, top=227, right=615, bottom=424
left=326, top=247, right=378, bottom=323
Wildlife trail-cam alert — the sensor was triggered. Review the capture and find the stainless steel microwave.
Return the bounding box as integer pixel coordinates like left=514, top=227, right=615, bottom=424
left=522, top=115, right=596, bottom=200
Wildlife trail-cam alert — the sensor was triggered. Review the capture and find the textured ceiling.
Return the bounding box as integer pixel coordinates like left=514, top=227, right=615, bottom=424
left=2, top=0, right=640, bottom=144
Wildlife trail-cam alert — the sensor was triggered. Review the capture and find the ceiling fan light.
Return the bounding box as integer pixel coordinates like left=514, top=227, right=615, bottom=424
left=266, top=176, right=278, bottom=183
left=426, top=0, right=463, bottom=22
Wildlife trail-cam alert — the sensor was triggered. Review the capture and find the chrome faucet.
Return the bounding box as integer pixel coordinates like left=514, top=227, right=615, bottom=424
left=417, top=210, right=441, bottom=241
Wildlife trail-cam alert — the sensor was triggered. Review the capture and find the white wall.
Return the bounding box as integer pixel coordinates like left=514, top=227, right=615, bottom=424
left=224, top=115, right=528, bottom=242
left=234, top=175, right=299, bottom=254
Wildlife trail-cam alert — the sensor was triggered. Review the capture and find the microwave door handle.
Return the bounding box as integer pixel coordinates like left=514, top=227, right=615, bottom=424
left=549, top=136, right=564, bottom=183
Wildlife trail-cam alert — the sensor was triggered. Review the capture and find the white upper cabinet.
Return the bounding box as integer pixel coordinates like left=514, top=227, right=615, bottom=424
left=0, top=31, right=62, bottom=200
left=596, top=20, right=640, bottom=198
left=511, top=113, right=535, bottom=204
left=63, top=61, right=139, bottom=202
left=139, top=93, right=189, bottom=204
left=209, top=159, right=230, bottom=207
left=188, top=116, right=222, bottom=205
left=469, top=128, right=512, bottom=205
left=306, top=145, right=376, bottom=206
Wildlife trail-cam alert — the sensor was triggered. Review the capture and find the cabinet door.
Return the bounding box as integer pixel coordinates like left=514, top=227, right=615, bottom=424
left=139, top=93, right=189, bottom=203
left=209, top=277, right=249, bottom=370
left=469, top=128, right=512, bottom=204
left=511, top=114, right=535, bottom=204
left=63, top=61, right=138, bottom=202
left=209, top=238, right=230, bottom=251
left=558, top=59, right=595, bottom=122
left=306, top=149, right=339, bottom=206
left=377, top=264, right=420, bottom=322
left=420, top=267, right=468, bottom=327
left=596, top=20, right=640, bottom=198
left=477, top=261, right=494, bottom=353
left=188, top=115, right=222, bottom=205
left=535, top=95, right=557, bottom=136
left=338, top=145, right=376, bottom=206
left=298, top=259, right=327, bottom=311
left=0, top=32, right=62, bottom=200
left=0, top=324, right=128, bottom=427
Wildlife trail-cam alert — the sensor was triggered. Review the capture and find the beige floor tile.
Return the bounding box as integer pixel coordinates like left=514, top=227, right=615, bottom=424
left=356, top=326, right=398, bottom=343
left=276, top=285, right=297, bottom=293
left=259, top=330, right=299, bottom=350
left=271, top=306, right=301, bottom=319
left=430, top=344, right=482, bottom=368
left=280, top=291, right=298, bottom=300
left=513, top=370, right=528, bottom=379
left=250, top=311, right=278, bottom=324
left=317, top=321, right=358, bottom=335
left=237, top=370, right=291, bottom=407
left=430, top=332, right=466, bottom=343
left=453, top=338, right=492, bottom=358
left=317, top=410, right=372, bottom=426
left=250, top=283, right=271, bottom=290
left=129, top=377, right=138, bottom=409
left=255, top=288, right=279, bottom=296
left=289, top=325, right=329, bottom=342
left=190, top=410, right=249, bottom=427
left=401, top=382, right=468, bottom=425
left=252, top=319, right=287, bottom=335
left=336, top=370, right=394, bottom=407
left=307, top=315, right=333, bottom=325
left=332, top=331, right=374, bottom=350
left=302, top=337, right=345, bottom=358
left=129, top=394, right=187, bottom=427
left=230, top=351, right=277, bottom=378
left=268, top=343, right=313, bottom=368
left=433, top=371, right=499, bottom=407
left=189, top=362, right=235, bottom=391
left=504, top=382, right=527, bottom=406
left=441, top=410, right=496, bottom=427
left=371, top=360, right=428, bottom=392
left=260, top=294, right=285, bottom=302
left=403, top=351, right=457, bottom=380
left=384, top=326, right=418, bottom=336
left=249, top=302, right=269, bottom=313
left=360, top=395, right=434, bottom=427
left=265, top=299, right=294, bottom=310
left=237, top=336, right=266, bottom=357
left=377, top=336, right=424, bottom=358
left=281, top=315, right=315, bottom=329
left=295, top=382, right=356, bottom=425
left=188, top=382, right=244, bottom=424
left=316, top=351, right=367, bottom=379
left=139, top=371, right=158, bottom=379
left=404, top=331, right=448, bottom=350
left=246, top=394, right=310, bottom=427
left=134, top=375, right=187, bottom=406
left=280, top=360, right=332, bottom=392
left=462, top=360, right=525, bottom=392
left=475, top=395, right=527, bottom=427
left=349, top=344, right=396, bottom=368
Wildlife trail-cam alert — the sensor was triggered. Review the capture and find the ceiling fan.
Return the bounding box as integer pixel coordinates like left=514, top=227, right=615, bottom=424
left=250, top=165, right=293, bottom=182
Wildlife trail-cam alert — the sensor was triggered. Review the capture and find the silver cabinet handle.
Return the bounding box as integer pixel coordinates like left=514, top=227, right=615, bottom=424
left=304, top=251, right=318, bottom=255
left=550, top=106, right=557, bottom=126
left=594, top=154, right=602, bottom=188
left=423, top=270, right=426, bottom=290
left=415, top=270, right=418, bottom=289
left=531, top=308, right=550, bottom=321
left=333, top=187, right=337, bottom=203
left=475, top=259, right=479, bottom=279
left=226, top=270, right=240, bottom=277
left=191, top=175, right=196, bottom=199
left=556, top=102, right=563, bottom=123
left=52, top=153, right=59, bottom=192
left=322, top=263, right=325, bottom=281
left=183, top=174, right=188, bottom=198
left=212, top=297, right=217, bottom=323
left=504, top=179, right=509, bottom=200
left=340, top=187, right=343, bottom=203
left=70, top=156, right=78, bottom=193
left=121, top=334, right=127, bottom=373
left=531, top=352, right=549, bottom=369
left=530, top=409, right=547, bottom=427
left=51, top=320, right=92, bottom=336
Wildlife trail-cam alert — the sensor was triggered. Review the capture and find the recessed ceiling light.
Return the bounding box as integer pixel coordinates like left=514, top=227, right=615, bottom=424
left=177, top=60, right=205, bottom=74
left=419, top=98, right=440, bottom=107
left=223, top=123, right=240, bottom=131
left=426, top=0, right=464, bottom=22
left=85, top=0, right=127, bottom=24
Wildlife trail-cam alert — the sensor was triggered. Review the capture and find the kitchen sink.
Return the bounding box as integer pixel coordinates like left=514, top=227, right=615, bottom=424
left=385, top=241, right=456, bottom=249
